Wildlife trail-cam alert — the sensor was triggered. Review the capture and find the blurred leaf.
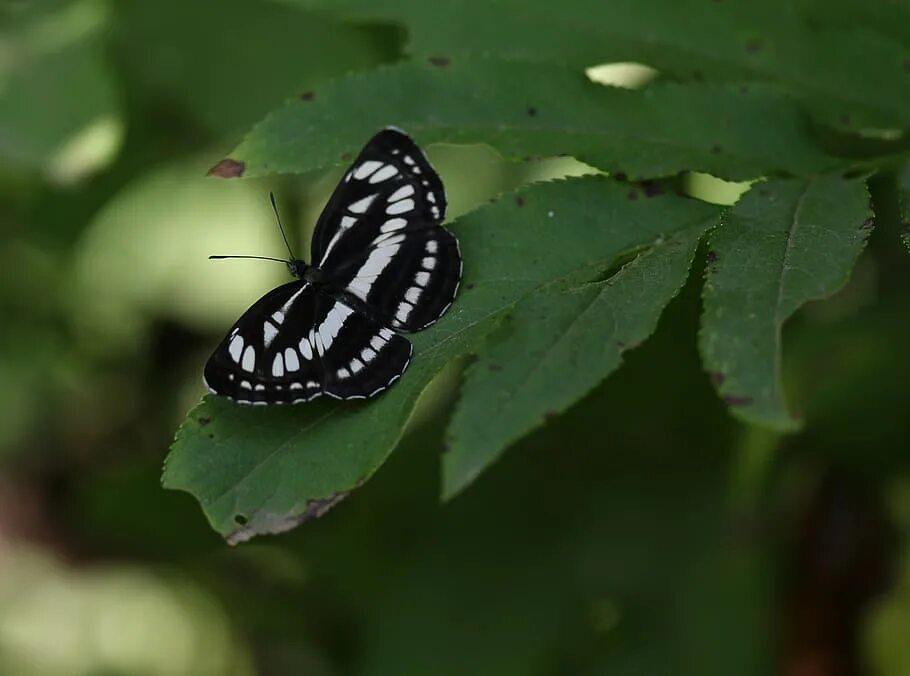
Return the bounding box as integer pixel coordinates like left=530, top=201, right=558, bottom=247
left=700, top=175, right=871, bottom=430
left=231, top=57, right=838, bottom=181
left=71, top=158, right=288, bottom=351
left=163, top=176, right=719, bottom=541
left=443, top=220, right=707, bottom=498
left=292, top=0, right=910, bottom=130
left=0, top=37, right=121, bottom=180
left=898, top=162, right=910, bottom=252
left=115, top=0, right=400, bottom=137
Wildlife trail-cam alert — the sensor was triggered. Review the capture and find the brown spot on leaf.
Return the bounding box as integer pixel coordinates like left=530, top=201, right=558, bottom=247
left=341, top=152, right=353, bottom=161
left=527, top=106, right=538, bottom=117
left=627, top=189, right=639, bottom=200
left=428, top=55, right=450, bottom=67
left=613, top=171, right=628, bottom=181
left=465, top=283, right=475, bottom=290
left=839, top=113, right=852, bottom=126
left=706, top=250, right=718, bottom=263
left=710, top=144, right=723, bottom=155
left=489, top=364, right=503, bottom=372
left=738, top=84, right=750, bottom=94
left=198, top=416, right=211, bottom=427
left=723, top=394, right=754, bottom=407
left=515, top=195, right=526, bottom=207
left=300, top=91, right=315, bottom=101
left=207, top=158, right=245, bottom=178
left=710, top=371, right=725, bottom=385
left=745, top=37, right=764, bottom=53
left=544, top=410, right=559, bottom=421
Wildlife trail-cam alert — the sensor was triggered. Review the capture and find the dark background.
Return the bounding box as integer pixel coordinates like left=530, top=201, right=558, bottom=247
left=2, top=1, right=909, bottom=674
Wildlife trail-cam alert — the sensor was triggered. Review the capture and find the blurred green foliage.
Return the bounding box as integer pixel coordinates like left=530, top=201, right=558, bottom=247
left=1, top=1, right=909, bottom=675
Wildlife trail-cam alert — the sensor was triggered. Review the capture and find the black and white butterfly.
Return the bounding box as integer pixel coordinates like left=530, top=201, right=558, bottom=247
left=203, top=127, right=461, bottom=405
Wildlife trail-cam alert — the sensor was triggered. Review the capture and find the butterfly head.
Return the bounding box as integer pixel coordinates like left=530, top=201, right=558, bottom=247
left=287, top=259, right=310, bottom=279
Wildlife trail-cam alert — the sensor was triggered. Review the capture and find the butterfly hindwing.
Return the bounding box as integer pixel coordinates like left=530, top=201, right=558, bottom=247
left=319, top=311, right=413, bottom=400
left=204, top=282, right=324, bottom=404
left=204, top=281, right=414, bottom=404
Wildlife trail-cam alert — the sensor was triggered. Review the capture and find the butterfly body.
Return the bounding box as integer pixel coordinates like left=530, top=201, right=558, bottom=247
left=203, top=128, right=461, bottom=405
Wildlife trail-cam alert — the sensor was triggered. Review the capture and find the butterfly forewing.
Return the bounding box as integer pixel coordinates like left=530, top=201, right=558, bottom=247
left=310, top=128, right=446, bottom=270
left=205, top=127, right=461, bottom=405
left=313, top=128, right=460, bottom=331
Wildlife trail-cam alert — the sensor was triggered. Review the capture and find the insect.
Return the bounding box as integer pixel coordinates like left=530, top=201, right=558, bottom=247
left=203, top=127, right=461, bottom=405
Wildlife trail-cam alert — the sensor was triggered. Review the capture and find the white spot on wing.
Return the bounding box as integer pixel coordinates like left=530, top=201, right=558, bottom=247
left=241, top=345, right=255, bottom=372
left=386, top=198, right=414, bottom=215
left=272, top=353, right=285, bottom=377
left=415, top=271, right=430, bottom=286
left=361, top=347, right=377, bottom=362
left=403, top=155, right=415, bottom=165
left=405, top=287, right=421, bottom=304
left=352, top=160, right=382, bottom=180
left=388, top=185, right=415, bottom=202
left=229, top=335, right=244, bottom=362
left=264, top=322, right=279, bottom=348
left=369, top=165, right=399, bottom=183
left=341, top=215, right=357, bottom=229
left=284, top=348, right=300, bottom=371
left=395, top=302, right=413, bottom=323
left=350, top=358, right=364, bottom=374
left=290, top=382, right=303, bottom=390
left=422, top=256, right=436, bottom=270
left=348, top=194, right=377, bottom=214
left=299, top=337, right=313, bottom=360
left=380, top=217, right=407, bottom=234
left=336, top=367, right=351, bottom=379
left=426, top=240, right=438, bottom=254
left=347, top=245, right=401, bottom=300
left=317, top=303, right=354, bottom=350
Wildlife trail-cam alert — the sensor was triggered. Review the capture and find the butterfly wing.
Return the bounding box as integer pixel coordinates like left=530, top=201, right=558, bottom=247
left=311, top=127, right=447, bottom=267
left=204, top=281, right=412, bottom=404
left=311, top=127, right=461, bottom=332
left=204, top=281, right=324, bottom=404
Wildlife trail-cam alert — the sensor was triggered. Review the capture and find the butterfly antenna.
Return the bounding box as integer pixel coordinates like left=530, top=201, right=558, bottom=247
left=208, top=255, right=290, bottom=263
left=269, top=192, right=296, bottom=260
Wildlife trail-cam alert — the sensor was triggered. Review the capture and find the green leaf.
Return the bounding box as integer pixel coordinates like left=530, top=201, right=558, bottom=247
left=115, top=0, right=398, bottom=136
left=231, top=57, right=837, bottom=181
left=700, top=174, right=872, bottom=431
left=0, top=39, right=120, bottom=178
left=163, top=176, right=720, bottom=541
left=292, top=0, right=910, bottom=130
left=443, top=222, right=707, bottom=498
left=898, top=162, right=910, bottom=253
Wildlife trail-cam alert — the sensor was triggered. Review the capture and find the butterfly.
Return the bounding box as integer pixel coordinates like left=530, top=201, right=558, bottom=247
left=203, top=127, right=461, bottom=405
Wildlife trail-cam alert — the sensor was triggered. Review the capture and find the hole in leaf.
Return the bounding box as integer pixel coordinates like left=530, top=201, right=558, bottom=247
left=234, top=514, right=248, bottom=526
